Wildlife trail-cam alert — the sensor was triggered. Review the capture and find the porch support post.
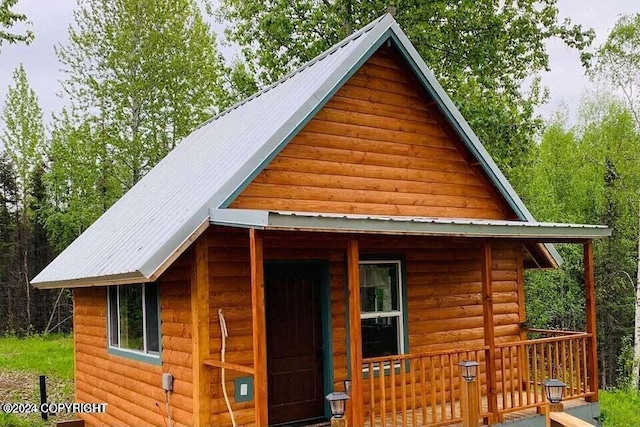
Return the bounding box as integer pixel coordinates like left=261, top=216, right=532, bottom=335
left=584, top=240, right=599, bottom=402
left=481, top=241, right=499, bottom=423
left=347, top=239, right=364, bottom=427
left=191, top=233, right=211, bottom=426
left=250, top=228, right=268, bottom=424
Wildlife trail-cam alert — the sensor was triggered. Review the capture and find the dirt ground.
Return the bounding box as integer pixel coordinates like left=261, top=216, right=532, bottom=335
left=0, top=369, right=75, bottom=425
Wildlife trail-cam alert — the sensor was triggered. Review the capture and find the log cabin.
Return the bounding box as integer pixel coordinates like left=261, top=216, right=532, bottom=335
left=32, top=14, right=610, bottom=427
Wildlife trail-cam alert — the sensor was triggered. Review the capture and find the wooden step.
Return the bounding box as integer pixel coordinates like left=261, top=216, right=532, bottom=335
left=550, top=411, right=595, bottom=427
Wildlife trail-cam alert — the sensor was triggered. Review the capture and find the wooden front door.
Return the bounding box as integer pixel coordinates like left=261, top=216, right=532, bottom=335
left=265, top=263, right=325, bottom=425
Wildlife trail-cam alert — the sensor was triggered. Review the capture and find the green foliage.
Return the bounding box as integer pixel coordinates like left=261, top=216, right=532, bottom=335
left=218, top=0, right=594, bottom=175
left=522, top=98, right=640, bottom=387
left=43, top=111, right=121, bottom=250
left=594, top=14, right=640, bottom=127
left=0, top=0, right=33, bottom=50
left=1, top=64, right=45, bottom=211
left=600, top=389, right=640, bottom=426
left=0, top=334, right=73, bottom=380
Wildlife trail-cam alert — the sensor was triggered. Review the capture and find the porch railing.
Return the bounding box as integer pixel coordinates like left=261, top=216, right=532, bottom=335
left=362, top=331, right=595, bottom=426
left=495, top=329, right=595, bottom=417
left=363, top=347, right=488, bottom=427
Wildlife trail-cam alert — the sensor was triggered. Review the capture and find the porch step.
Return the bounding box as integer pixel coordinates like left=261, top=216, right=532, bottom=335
left=550, top=412, right=595, bottom=427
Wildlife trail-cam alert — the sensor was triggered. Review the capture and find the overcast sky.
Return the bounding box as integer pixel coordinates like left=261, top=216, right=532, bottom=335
left=0, top=0, right=639, bottom=135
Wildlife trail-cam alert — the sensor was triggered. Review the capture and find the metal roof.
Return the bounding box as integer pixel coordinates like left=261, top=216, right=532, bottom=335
left=32, top=14, right=588, bottom=288
left=210, top=210, right=612, bottom=241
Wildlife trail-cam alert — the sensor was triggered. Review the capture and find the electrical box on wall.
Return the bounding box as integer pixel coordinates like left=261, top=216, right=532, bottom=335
left=234, top=376, right=253, bottom=402
left=162, top=373, right=174, bottom=392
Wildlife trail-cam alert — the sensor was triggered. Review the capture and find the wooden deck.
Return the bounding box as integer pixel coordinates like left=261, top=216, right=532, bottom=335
left=363, top=394, right=590, bottom=427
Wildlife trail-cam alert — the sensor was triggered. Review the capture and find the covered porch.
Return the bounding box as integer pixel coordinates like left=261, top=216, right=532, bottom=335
left=197, top=210, right=608, bottom=426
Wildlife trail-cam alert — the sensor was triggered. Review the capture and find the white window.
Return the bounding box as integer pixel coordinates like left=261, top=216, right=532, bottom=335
left=107, top=283, right=160, bottom=358
left=360, top=260, right=405, bottom=358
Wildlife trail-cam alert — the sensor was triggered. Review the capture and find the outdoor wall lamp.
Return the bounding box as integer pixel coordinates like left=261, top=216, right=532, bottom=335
left=343, top=378, right=352, bottom=395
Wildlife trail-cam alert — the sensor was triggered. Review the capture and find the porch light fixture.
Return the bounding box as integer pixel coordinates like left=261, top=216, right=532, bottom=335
left=325, top=391, right=350, bottom=418
left=542, top=378, right=566, bottom=404
left=343, top=378, right=352, bottom=395
left=458, top=360, right=479, bottom=382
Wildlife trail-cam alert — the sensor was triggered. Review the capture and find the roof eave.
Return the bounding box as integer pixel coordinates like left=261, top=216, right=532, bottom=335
left=209, top=209, right=611, bottom=241
left=31, top=271, right=147, bottom=290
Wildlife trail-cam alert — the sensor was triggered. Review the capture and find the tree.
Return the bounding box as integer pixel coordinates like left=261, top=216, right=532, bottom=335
left=218, top=0, right=594, bottom=175
left=2, top=64, right=44, bottom=210
left=56, top=0, right=229, bottom=189
left=0, top=64, right=45, bottom=329
left=594, top=14, right=640, bottom=388
left=47, top=0, right=230, bottom=246
left=44, top=111, right=120, bottom=250
left=522, top=99, right=640, bottom=388
left=0, top=153, right=18, bottom=332
left=0, top=0, right=33, bottom=50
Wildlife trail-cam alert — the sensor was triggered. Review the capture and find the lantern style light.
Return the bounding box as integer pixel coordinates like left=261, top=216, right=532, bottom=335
left=325, top=392, right=350, bottom=418
left=343, top=378, right=352, bottom=395
left=458, top=360, right=479, bottom=382
left=542, top=378, right=567, bottom=404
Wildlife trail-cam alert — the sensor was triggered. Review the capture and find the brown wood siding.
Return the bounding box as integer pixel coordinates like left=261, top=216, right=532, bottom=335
left=230, top=49, right=508, bottom=220
left=204, top=228, right=523, bottom=425
left=75, top=253, right=193, bottom=427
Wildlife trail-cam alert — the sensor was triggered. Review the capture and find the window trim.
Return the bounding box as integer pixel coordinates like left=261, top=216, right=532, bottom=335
left=359, top=259, right=407, bottom=359
left=106, top=283, right=161, bottom=365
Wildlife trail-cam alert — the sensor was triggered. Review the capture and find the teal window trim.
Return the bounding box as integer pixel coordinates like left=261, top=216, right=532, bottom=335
left=358, top=254, right=409, bottom=377
left=106, top=282, right=162, bottom=365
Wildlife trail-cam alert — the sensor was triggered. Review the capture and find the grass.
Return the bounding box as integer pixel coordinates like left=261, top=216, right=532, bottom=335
left=0, top=334, right=73, bottom=380
left=600, top=388, right=640, bottom=427
left=0, top=334, right=73, bottom=427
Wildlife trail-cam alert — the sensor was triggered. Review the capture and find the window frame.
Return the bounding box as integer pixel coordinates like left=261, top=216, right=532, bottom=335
left=359, top=259, right=407, bottom=361
left=107, top=283, right=161, bottom=364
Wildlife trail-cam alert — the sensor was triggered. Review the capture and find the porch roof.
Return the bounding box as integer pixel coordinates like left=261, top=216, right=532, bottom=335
left=209, top=209, right=611, bottom=242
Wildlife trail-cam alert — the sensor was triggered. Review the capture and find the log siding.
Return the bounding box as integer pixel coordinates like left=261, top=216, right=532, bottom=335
left=230, top=49, right=509, bottom=220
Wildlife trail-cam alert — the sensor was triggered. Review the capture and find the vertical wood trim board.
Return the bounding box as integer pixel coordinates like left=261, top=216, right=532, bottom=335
left=347, top=239, right=364, bottom=426
left=481, top=241, right=499, bottom=422
left=584, top=240, right=598, bottom=402
left=250, top=228, right=268, bottom=424
left=191, top=234, right=211, bottom=426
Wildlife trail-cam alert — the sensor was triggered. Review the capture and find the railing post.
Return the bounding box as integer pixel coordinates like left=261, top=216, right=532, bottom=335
left=460, top=377, right=480, bottom=427
left=481, top=241, right=499, bottom=423
left=583, top=240, right=599, bottom=402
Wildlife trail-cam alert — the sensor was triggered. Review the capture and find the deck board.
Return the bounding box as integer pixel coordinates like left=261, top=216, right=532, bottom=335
left=363, top=394, right=591, bottom=427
